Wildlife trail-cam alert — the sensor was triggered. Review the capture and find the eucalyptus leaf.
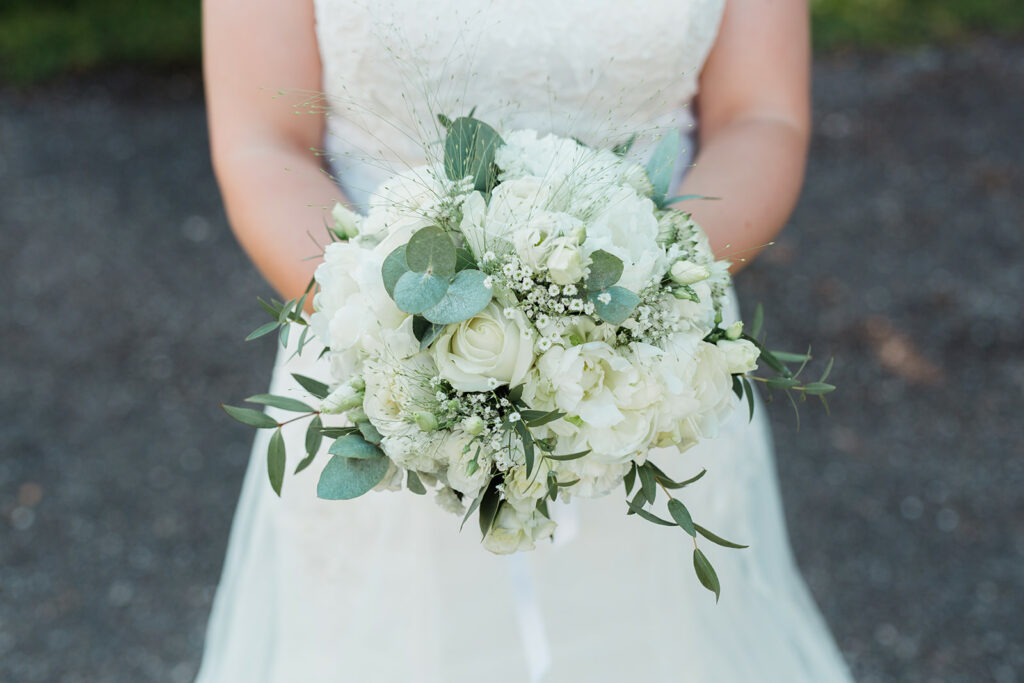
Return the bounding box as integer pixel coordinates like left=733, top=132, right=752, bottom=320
left=802, top=381, right=836, bottom=395
left=406, top=470, right=427, bottom=495
left=455, top=247, right=477, bottom=272
left=545, top=449, right=590, bottom=461
left=771, top=350, right=813, bottom=363
left=405, top=226, right=457, bottom=277
left=646, top=128, right=681, bottom=206
left=624, top=462, right=637, bottom=495
left=521, top=409, right=565, bottom=427
left=422, top=269, right=493, bottom=325
left=444, top=117, right=504, bottom=192
left=742, top=377, right=755, bottom=421
left=358, top=420, right=383, bottom=445
left=693, top=548, right=721, bottom=602
left=638, top=464, right=657, bottom=503
left=245, top=393, right=314, bottom=413
left=246, top=320, right=280, bottom=341
left=394, top=270, right=450, bottom=314
left=461, top=481, right=488, bottom=531
left=318, top=426, right=359, bottom=438
left=589, top=286, right=641, bottom=325
left=222, top=404, right=278, bottom=429
left=667, top=499, right=696, bottom=537
left=750, top=302, right=764, bottom=339
left=303, top=415, right=323, bottom=458
left=412, top=315, right=447, bottom=351
left=585, top=250, right=624, bottom=291
left=328, top=434, right=384, bottom=460
left=662, top=193, right=720, bottom=205
left=267, top=429, right=286, bottom=496
left=820, top=356, right=835, bottom=383
left=625, top=498, right=675, bottom=526
left=478, top=479, right=501, bottom=538
left=381, top=245, right=409, bottom=298
left=316, top=453, right=390, bottom=500
left=514, top=421, right=535, bottom=476
left=611, top=134, right=637, bottom=157
left=291, top=373, right=330, bottom=400
left=694, top=524, right=749, bottom=549
left=765, top=377, right=801, bottom=390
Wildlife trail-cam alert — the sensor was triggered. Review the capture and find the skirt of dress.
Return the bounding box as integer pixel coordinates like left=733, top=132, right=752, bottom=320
left=195, top=291, right=853, bottom=683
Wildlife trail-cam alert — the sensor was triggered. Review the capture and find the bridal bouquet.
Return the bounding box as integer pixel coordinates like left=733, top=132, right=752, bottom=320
left=223, top=115, right=834, bottom=599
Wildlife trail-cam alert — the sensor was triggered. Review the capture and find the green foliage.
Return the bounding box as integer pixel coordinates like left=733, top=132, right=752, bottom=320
left=420, top=269, right=492, bottom=325
left=443, top=116, right=504, bottom=192
left=316, top=452, right=390, bottom=500
left=645, top=128, right=681, bottom=208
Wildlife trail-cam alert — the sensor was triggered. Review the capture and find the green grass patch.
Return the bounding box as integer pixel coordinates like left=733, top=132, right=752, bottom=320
left=1, top=0, right=1023, bottom=84
left=0, top=1, right=200, bottom=84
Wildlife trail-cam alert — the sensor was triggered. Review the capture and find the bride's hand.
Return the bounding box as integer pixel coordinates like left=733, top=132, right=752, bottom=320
left=675, top=0, right=811, bottom=272
left=204, top=0, right=343, bottom=309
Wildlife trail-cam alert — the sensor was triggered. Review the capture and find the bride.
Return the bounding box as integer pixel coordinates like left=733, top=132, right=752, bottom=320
left=197, top=1, right=853, bottom=681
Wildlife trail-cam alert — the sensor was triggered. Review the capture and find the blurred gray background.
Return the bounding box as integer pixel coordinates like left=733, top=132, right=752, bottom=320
left=1, top=3, right=1023, bottom=681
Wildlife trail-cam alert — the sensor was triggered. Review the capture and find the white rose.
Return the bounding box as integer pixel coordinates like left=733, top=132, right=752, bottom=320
left=545, top=237, right=587, bottom=285
left=432, top=302, right=535, bottom=392
left=482, top=503, right=556, bottom=554
left=716, top=338, right=759, bottom=375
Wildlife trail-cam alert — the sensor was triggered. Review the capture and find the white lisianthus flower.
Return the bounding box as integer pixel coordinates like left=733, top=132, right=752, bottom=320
left=482, top=503, right=556, bottom=554
left=381, top=432, right=446, bottom=474
left=432, top=302, right=535, bottom=392
left=502, top=460, right=552, bottom=514
left=535, top=341, right=662, bottom=462
left=362, top=351, right=437, bottom=438
left=545, top=236, right=588, bottom=285
left=717, top=338, right=760, bottom=374
left=440, top=431, right=491, bottom=500
left=511, top=211, right=584, bottom=271
left=373, top=461, right=405, bottom=492
left=310, top=241, right=407, bottom=378
left=583, top=185, right=663, bottom=291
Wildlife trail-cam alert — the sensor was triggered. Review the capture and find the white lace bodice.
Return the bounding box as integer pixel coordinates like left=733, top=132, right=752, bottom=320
left=313, top=0, right=725, bottom=208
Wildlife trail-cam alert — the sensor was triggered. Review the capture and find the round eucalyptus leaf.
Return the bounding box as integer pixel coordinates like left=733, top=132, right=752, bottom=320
left=585, top=250, right=624, bottom=291
left=589, top=285, right=641, bottom=325
left=405, top=226, right=457, bottom=277
left=316, top=453, right=390, bottom=500
left=381, top=245, right=409, bottom=298
left=393, top=270, right=450, bottom=314
left=422, top=269, right=493, bottom=325
left=327, top=434, right=383, bottom=460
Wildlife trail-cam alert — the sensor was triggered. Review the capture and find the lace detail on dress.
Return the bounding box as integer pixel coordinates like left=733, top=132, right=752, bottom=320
left=312, top=0, right=725, bottom=208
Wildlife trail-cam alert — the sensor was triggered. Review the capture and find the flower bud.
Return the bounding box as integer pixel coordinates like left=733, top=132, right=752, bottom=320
left=671, top=285, right=699, bottom=302
left=348, top=375, right=366, bottom=392
left=725, top=321, right=743, bottom=340
left=331, top=201, right=361, bottom=239
left=320, top=383, right=364, bottom=414
left=462, top=415, right=485, bottom=435
left=670, top=260, right=710, bottom=285
left=346, top=406, right=368, bottom=424
left=414, top=411, right=439, bottom=432
left=546, top=237, right=585, bottom=285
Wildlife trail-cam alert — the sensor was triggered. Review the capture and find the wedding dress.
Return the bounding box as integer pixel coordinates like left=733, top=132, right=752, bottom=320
left=196, top=1, right=853, bottom=681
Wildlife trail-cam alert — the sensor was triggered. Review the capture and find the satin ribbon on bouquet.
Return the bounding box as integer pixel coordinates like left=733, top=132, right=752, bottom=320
left=505, top=498, right=580, bottom=682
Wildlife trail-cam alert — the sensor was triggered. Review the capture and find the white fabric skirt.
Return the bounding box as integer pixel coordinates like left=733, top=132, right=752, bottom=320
left=195, top=289, right=853, bottom=682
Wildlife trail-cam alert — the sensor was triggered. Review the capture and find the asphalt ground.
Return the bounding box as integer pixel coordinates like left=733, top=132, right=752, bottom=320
left=1, top=41, right=1022, bottom=682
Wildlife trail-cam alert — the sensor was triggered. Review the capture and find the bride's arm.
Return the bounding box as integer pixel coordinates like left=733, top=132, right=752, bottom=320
left=677, top=0, right=811, bottom=271
left=204, top=0, right=343, bottom=303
